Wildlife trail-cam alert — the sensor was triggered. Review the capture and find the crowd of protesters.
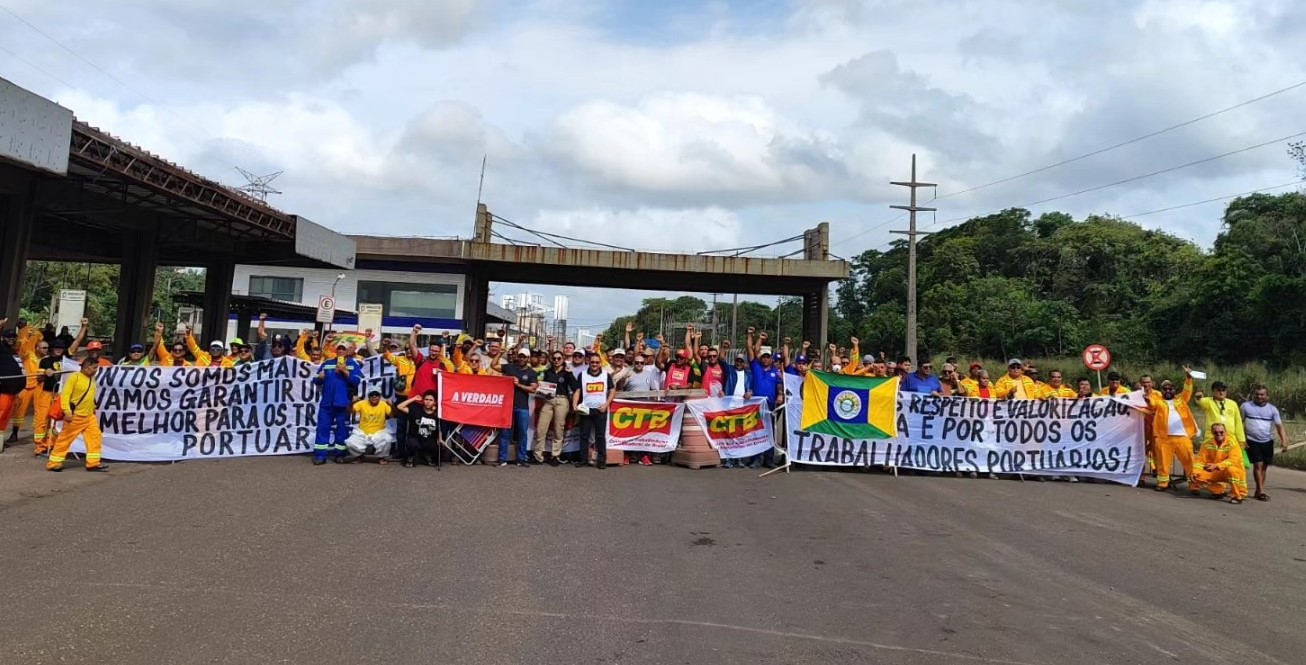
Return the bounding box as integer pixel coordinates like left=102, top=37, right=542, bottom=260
left=2, top=314, right=1294, bottom=503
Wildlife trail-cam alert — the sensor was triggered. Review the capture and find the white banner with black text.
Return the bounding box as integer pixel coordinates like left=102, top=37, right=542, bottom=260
left=784, top=391, right=1146, bottom=485
left=64, top=356, right=398, bottom=461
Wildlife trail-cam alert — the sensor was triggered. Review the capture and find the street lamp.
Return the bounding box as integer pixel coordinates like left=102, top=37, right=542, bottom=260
left=331, top=273, right=345, bottom=300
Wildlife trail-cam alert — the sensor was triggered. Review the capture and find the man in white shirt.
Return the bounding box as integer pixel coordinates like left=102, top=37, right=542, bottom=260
left=572, top=352, right=614, bottom=469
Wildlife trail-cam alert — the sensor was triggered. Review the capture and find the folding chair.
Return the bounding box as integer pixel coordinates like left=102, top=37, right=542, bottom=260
left=441, top=424, right=497, bottom=466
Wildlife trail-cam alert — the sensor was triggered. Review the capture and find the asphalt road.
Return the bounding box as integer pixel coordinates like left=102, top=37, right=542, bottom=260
left=0, top=449, right=1303, bottom=665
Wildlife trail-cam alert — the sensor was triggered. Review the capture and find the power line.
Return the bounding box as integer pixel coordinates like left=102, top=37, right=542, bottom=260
left=490, top=214, right=567, bottom=248
left=0, top=42, right=78, bottom=90
left=937, top=78, right=1306, bottom=201
left=0, top=2, right=261, bottom=179
left=831, top=80, right=1306, bottom=254
left=1119, top=180, right=1303, bottom=220
left=921, top=129, right=1306, bottom=231
left=0, top=3, right=158, bottom=102
left=853, top=178, right=1305, bottom=259
left=696, top=234, right=803, bottom=256
left=489, top=230, right=525, bottom=246
left=492, top=215, right=634, bottom=252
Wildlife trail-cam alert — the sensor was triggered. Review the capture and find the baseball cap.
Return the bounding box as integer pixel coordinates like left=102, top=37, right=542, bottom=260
left=862, top=354, right=875, bottom=362
left=209, top=340, right=226, bottom=350
left=886, top=361, right=897, bottom=370
left=734, top=352, right=747, bottom=360
left=51, top=339, right=67, bottom=349
left=610, top=347, right=626, bottom=356
left=795, top=355, right=809, bottom=363
left=367, top=390, right=381, bottom=397
left=86, top=340, right=103, bottom=351
left=517, top=348, right=530, bottom=356
left=129, top=343, right=145, bottom=353
left=676, top=350, right=689, bottom=359
left=1007, top=358, right=1022, bottom=367
left=1, top=328, right=16, bottom=338
left=969, top=362, right=983, bottom=370
left=229, top=337, right=245, bottom=347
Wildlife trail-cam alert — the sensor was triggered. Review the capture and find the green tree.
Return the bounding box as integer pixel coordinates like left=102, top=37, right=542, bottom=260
left=19, top=262, right=204, bottom=342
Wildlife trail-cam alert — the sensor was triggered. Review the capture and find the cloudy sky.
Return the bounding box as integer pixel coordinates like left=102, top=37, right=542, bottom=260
left=4, top=0, right=1304, bottom=332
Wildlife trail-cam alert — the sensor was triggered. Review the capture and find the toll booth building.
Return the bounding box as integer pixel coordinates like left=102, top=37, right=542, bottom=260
left=226, top=263, right=513, bottom=341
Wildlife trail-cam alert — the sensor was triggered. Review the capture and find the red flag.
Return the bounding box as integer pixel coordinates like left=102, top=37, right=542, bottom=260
left=437, top=373, right=514, bottom=429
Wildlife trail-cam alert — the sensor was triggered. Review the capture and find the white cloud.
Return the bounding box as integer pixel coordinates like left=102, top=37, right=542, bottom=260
left=4, top=0, right=1306, bottom=325
left=313, top=0, right=486, bottom=70
left=543, top=93, right=851, bottom=205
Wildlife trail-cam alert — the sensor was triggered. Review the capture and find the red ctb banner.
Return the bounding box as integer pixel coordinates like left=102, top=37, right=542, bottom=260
left=437, top=372, right=514, bottom=429
left=684, top=396, right=775, bottom=459
left=606, top=399, right=685, bottom=453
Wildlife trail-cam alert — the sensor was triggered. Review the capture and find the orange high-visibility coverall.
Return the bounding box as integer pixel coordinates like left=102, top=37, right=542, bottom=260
left=1190, top=438, right=1248, bottom=501
left=33, top=386, right=55, bottom=454
left=12, top=325, right=41, bottom=433
left=1146, top=378, right=1196, bottom=488
left=185, top=332, right=235, bottom=368
left=46, top=371, right=102, bottom=470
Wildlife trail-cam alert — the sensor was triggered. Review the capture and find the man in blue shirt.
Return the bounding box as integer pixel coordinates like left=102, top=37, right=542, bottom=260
left=313, top=343, right=364, bottom=465
left=746, top=328, right=782, bottom=469
left=902, top=359, right=943, bottom=395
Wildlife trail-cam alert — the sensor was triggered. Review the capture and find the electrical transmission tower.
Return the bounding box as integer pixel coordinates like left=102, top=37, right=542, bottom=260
left=234, top=167, right=284, bottom=201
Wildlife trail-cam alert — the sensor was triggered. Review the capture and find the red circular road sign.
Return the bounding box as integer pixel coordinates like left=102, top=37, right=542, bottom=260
left=1082, top=344, right=1112, bottom=371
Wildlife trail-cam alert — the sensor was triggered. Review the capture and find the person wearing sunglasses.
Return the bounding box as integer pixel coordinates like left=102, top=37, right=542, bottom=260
left=902, top=359, right=942, bottom=396
left=231, top=342, right=256, bottom=365
left=152, top=322, right=193, bottom=367
left=535, top=351, right=578, bottom=466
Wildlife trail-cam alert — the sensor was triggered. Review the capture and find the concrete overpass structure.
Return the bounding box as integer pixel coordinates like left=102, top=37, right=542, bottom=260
left=0, top=78, right=354, bottom=351
left=352, top=205, right=848, bottom=345
left=3, top=78, right=847, bottom=350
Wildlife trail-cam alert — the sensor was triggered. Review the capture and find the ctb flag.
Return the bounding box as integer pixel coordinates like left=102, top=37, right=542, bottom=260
left=799, top=371, right=898, bottom=439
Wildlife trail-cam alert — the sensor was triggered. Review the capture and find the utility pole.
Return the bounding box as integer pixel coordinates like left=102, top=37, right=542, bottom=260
left=890, top=154, right=936, bottom=362
left=710, top=293, right=718, bottom=347
left=730, top=293, right=738, bottom=350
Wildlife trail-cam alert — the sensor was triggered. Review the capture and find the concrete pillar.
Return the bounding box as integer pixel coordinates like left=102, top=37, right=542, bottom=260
left=114, top=228, right=159, bottom=351
left=0, top=187, right=36, bottom=319
left=235, top=308, right=252, bottom=343
left=202, top=259, right=235, bottom=342
left=802, top=289, right=829, bottom=351
left=462, top=269, right=488, bottom=336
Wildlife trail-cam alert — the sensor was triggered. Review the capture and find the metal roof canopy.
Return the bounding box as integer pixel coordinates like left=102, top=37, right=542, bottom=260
left=10, top=122, right=357, bottom=270
left=172, top=291, right=356, bottom=320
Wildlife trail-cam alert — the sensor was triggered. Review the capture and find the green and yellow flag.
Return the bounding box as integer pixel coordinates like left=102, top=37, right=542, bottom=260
left=800, top=371, right=898, bottom=439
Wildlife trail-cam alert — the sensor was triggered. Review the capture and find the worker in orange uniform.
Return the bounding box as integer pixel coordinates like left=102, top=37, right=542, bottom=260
left=8, top=321, right=43, bottom=443
left=1189, top=422, right=1247, bottom=504
left=46, top=357, right=108, bottom=472
left=1136, top=375, right=1161, bottom=477
left=1144, top=367, right=1197, bottom=492
left=33, top=339, right=72, bottom=455
left=994, top=359, right=1038, bottom=399
left=1038, top=369, right=1077, bottom=399
left=184, top=326, right=235, bottom=367
left=153, top=323, right=194, bottom=366
left=1097, top=371, right=1129, bottom=397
